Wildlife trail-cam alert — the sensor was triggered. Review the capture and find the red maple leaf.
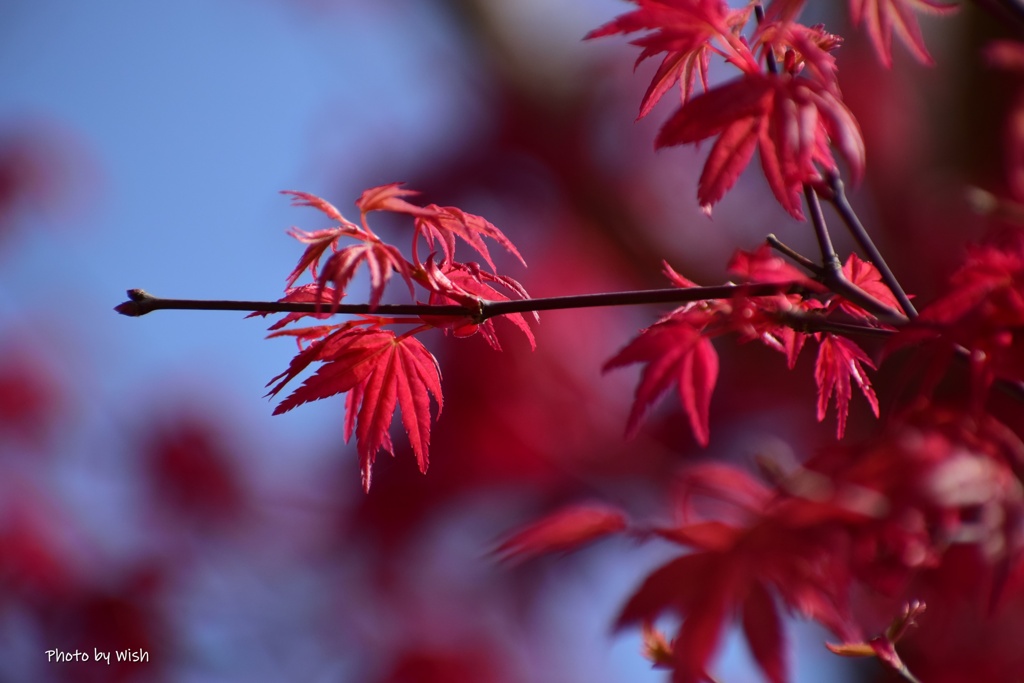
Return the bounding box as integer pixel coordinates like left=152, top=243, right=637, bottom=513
left=815, top=333, right=879, bottom=438
left=849, top=0, right=958, bottom=67
left=266, top=325, right=442, bottom=492
left=586, top=2, right=857, bottom=218
left=725, top=246, right=820, bottom=368
left=726, top=244, right=819, bottom=287
left=280, top=189, right=419, bottom=311
left=657, top=71, right=864, bottom=219
left=886, top=239, right=1024, bottom=399
left=753, top=18, right=843, bottom=90
left=280, top=189, right=350, bottom=224
left=246, top=283, right=336, bottom=331
left=836, top=253, right=903, bottom=319
left=317, top=240, right=415, bottom=311
left=637, top=43, right=713, bottom=120
left=615, top=545, right=792, bottom=683
left=604, top=309, right=719, bottom=446
left=280, top=191, right=364, bottom=287
left=414, top=205, right=525, bottom=272
left=493, top=503, right=628, bottom=563
left=585, top=0, right=757, bottom=119
left=614, top=461, right=866, bottom=683
left=742, top=580, right=787, bottom=683
left=615, top=551, right=735, bottom=683
left=354, top=182, right=438, bottom=218
left=919, top=242, right=1024, bottom=327
left=422, top=260, right=536, bottom=350
left=609, top=258, right=824, bottom=445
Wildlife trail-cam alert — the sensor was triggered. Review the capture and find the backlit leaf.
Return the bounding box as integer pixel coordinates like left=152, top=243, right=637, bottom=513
left=604, top=310, right=719, bottom=446
left=494, top=503, right=628, bottom=563
left=815, top=333, right=879, bottom=438
left=267, top=326, right=441, bottom=492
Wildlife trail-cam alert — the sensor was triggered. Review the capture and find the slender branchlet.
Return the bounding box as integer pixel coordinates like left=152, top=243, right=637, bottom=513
left=826, top=171, right=918, bottom=317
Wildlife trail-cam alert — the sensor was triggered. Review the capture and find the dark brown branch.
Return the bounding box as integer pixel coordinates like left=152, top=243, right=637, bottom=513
left=826, top=171, right=917, bottom=317
left=778, top=311, right=894, bottom=339
left=115, top=288, right=1024, bottom=401
left=114, top=288, right=470, bottom=318
left=754, top=4, right=780, bottom=73
left=754, top=4, right=909, bottom=327
left=115, top=284, right=808, bottom=321
left=804, top=185, right=907, bottom=324
left=806, top=183, right=842, bottom=273
left=766, top=234, right=824, bottom=277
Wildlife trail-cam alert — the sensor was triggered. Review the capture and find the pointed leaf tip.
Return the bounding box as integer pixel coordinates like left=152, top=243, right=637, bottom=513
left=814, top=334, right=878, bottom=438
left=268, top=327, right=442, bottom=492
left=606, top=312, right=718, bottom=446
left=494, top=503, right=628, bottom=563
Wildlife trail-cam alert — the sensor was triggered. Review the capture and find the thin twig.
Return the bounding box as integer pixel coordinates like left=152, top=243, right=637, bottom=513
left=115, top=287, right=1024, bottom=401
left=778, top=311, right=894, bottom=339
left=114, top=289, right=469, bottom=318
left=115, top=283, right=808, bottom=321
left=805, top=184, right=842, bottom=274
left=805, top=186, right=906, bottom=323
left=766, top=234, right=824, bottom=276
left=753, top=5, right=907, bottom=325
left=116, top=284, right=1024, bottom=403
left=826, top=171, right=917, bottom=317
left=754, top=4, right=780, bottom=74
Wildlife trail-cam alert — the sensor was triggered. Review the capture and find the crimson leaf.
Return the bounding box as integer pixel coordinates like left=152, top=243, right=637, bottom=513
left=493, top=503, right=628, bottom=563
left=657, top=73, right=864, bottom=219
left=814, top=333, right=879, bottom=439
left=604, top=310, right=719, bottom=446
left=849, top=0, right=958, bottom=67
left=267, top=326, right=442, bottom=492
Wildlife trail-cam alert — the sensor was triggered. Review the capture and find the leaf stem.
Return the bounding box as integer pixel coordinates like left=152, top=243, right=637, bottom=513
left=777, top=311, right=893, bottom=339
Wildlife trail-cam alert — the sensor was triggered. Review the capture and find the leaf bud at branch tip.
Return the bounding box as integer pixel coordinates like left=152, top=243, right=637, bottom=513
left=114, top=288, right=154, bottom=317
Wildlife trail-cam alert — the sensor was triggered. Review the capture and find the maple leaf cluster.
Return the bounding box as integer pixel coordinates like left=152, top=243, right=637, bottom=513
left=262, top=183, right=535, bottom=492
left=240, top=1, right=1024, bottom=681
left=498, top=402, right=1024, bottom=683
left=888, top=236, right=1024, bottom=405
left=605, top=247, right=892, bottom=445
left=586, top=0, right=954, bottom=218
left=492, top=2, right=1024, bottom=683
left=553, top=240, right=1023, bottom=682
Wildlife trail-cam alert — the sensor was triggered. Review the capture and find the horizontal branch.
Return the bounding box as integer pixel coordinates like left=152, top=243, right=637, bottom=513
left=114, top=288, right=470, bottom=318
left=115, top=287, right=1024, bottom=401
left=114, top=283, right=809, bottom=321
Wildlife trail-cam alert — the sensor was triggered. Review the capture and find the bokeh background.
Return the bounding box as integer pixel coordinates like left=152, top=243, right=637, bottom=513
left=0, top=1, right=1012, bottom=681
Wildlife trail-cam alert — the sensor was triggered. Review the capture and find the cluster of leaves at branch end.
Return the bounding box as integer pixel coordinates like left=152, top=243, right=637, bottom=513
left=604, top=246, right=893, bottom=447
left=587, top=0, right=958, bottom=219
left=262, top=184, right=534, bottom=491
